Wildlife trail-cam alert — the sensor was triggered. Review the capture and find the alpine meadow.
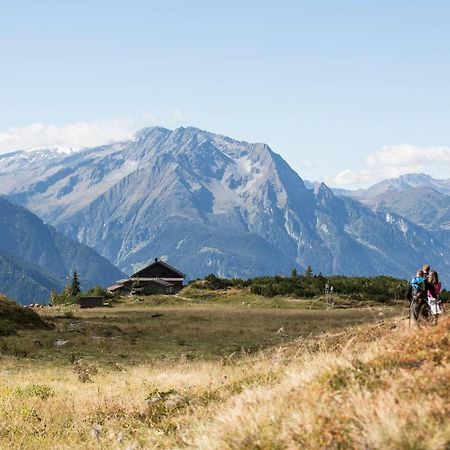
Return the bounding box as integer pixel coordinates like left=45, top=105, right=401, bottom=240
left=1, top=2, right=450, bottom=449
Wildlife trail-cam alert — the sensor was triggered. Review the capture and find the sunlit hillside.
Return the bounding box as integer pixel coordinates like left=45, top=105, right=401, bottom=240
left=0, top=293, right=448, bottom=449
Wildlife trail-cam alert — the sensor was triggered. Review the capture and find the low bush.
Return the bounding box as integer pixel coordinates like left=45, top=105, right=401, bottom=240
left=192, top=274, right=249, bottom=290
left=199, top=273, right=409, bottom=303
left=14, top=384, right=55, bottom=400
left=50, top=285, right=115, bottom=306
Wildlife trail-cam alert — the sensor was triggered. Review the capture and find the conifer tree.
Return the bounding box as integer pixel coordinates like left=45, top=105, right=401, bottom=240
left=49, top=288, right=58, bottom=305
left=70, top=271, right=81, bottom=296
left=304, top=265, right=313, bottom=277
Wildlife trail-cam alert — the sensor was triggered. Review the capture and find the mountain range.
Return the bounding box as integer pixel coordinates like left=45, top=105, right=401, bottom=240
left=334, top=173, right=450, bottom=240
left=336, top=173, right=450, bottom=199
left=1, top=126, right=449, bottom=289
left=0, top=196, right=125, bottom=304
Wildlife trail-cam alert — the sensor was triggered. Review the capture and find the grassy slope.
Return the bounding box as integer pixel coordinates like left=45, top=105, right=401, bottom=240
left=0, top=295, right=49, bottom=336
left=193, top=316, right=450, bottom=450
left=0, top=299, right=448, bottom=449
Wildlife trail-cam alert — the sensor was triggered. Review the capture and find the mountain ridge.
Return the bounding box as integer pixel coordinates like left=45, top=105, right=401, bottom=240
left=1, top=128, right=449, bottom=284
left=333, top=172, right=450, bottom=199
left=0, top=196, right=126, bottom=303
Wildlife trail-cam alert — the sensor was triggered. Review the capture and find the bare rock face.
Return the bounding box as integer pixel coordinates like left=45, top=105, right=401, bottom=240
left=1, top=127, right=450, bottom=283
left=334, top=174, right=450, bottom=259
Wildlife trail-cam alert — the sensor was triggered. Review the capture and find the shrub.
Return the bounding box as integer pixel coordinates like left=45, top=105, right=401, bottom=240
left=202, top=274, right=247, bottom=290
left=14, top=384, right=54, bottom=400
left=205, top=274, right=409, bottom=303
left=440, top=289, right=450, bottom=302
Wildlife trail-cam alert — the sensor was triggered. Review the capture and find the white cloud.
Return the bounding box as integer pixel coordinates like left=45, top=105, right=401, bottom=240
left=0, top=115, right=159, bottom=154
left=366, top=144, right=450, bottom=167
left=171, top=108, right=185, bottom=123
left=143, top=112, right=157, bottom=123
left=298, top=159, right=316, bottom=169
left=327, top=143, right=450, bottom=188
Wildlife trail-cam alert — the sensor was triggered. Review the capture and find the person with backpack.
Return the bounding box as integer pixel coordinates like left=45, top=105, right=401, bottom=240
left=407, top=269, right=436, bottom=326
left=407, top=270, right=425, bottom=302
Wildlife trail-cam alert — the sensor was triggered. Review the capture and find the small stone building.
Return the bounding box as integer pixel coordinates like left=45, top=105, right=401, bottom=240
left=79, top=296, right=104, bottom=308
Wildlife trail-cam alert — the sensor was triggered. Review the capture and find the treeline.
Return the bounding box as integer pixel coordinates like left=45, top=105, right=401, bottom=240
left=192, top=270, right=450, bottom=303
left=50, top=271, right=114, bottom=305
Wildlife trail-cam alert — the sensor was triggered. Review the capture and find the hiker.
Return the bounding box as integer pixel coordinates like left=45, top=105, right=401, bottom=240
left=427, top=271, right=443, bottom=315
left=407, top=269, right=437, bottom=325
left=422, top=264, right=431, bottom=279
left=407, top=270, right=425, bottom=303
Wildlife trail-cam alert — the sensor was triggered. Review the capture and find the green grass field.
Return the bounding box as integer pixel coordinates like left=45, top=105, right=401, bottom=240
left=1, top=295, right=403, bottom=368
left=6, top=292, right=445, bottom=450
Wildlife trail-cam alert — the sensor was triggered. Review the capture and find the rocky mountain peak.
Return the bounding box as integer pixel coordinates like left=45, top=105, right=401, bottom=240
left=1, top=127, right=450, bottom=283
left=134, top=126, right=171, bottom=141
left=314, top=182, right=334, bottom=203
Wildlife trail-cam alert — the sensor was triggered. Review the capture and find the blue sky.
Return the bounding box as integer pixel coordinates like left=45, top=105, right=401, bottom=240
left=1, top=1, right=450, bottom=187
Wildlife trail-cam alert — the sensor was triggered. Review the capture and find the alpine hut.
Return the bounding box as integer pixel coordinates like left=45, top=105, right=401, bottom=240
left=108, top=258, right=185, bottom=296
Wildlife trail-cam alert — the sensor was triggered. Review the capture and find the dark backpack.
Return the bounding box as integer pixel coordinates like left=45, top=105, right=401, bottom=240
left=411, top=284, right=422, bottom=300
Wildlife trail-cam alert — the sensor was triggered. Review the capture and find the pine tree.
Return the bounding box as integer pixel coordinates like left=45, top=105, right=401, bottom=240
left=70, top=271, right=81, bottom=296
left=290, top=268, right=299, bottom=278
left=304, top=265, right=313, bottom=277
left=49, top=288, right=58, bottom=305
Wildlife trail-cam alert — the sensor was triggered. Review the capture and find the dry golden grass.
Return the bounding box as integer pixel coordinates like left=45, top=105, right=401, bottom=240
left=190, top=317, right=450, bottom=450
left=0, top=303, right=448, bottom=449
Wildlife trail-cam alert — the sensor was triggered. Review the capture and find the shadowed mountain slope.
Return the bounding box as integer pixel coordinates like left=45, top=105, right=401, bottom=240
left=0, top=196, right=126, bottom=303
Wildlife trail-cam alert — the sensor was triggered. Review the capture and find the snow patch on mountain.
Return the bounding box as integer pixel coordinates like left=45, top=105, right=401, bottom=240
left=200, top=247, right=225, bottom=254
left=318, top=221, right=330, bottom=235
